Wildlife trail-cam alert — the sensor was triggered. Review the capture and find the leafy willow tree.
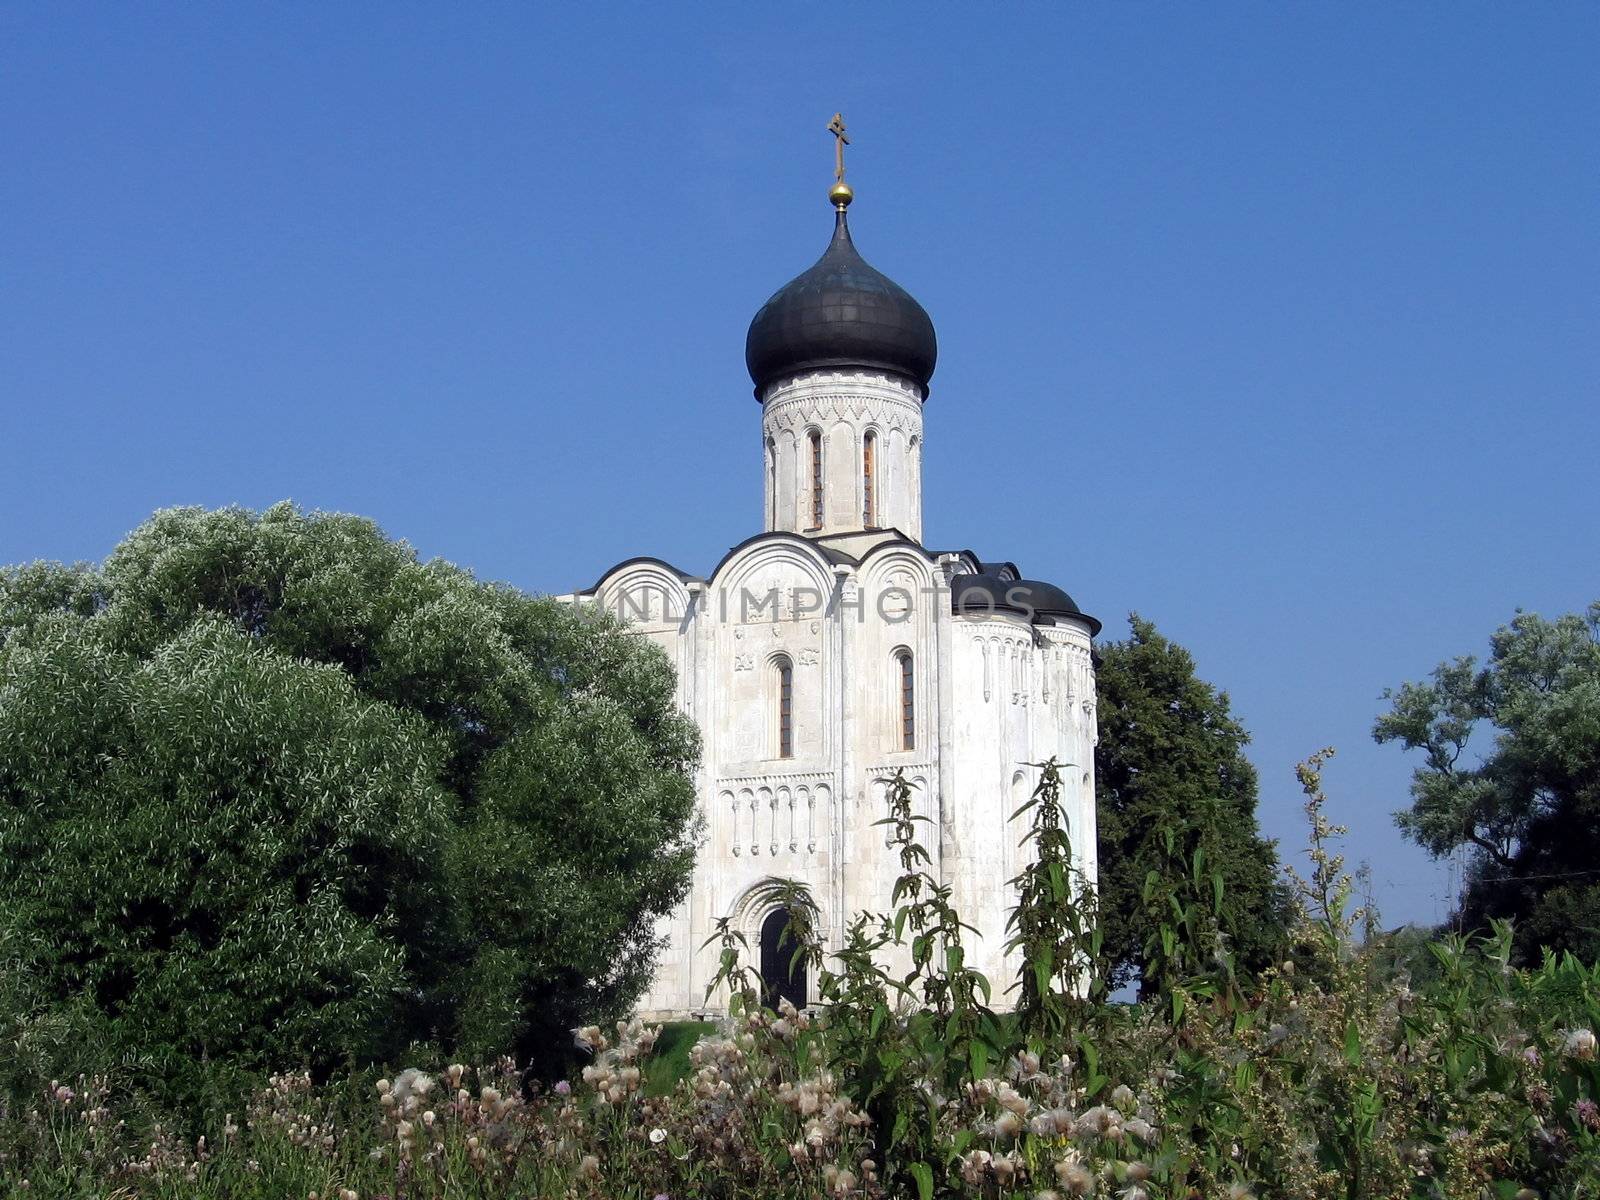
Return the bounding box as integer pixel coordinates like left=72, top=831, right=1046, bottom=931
left=0, top=503, right=699, bottom=1093
left=1374, top=602, right=1600, bottom=964
left=1093, top=615, right=1288, bottom=994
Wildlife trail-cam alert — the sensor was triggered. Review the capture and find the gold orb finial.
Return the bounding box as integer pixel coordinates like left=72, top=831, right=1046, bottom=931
left=829, top=180, right=854, bottom=210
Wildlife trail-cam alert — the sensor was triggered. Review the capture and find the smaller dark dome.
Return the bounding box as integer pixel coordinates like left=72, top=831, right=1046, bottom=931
left=949, top=574, right=1101, bottom=636
left=745, top=210, right=937, bottom=398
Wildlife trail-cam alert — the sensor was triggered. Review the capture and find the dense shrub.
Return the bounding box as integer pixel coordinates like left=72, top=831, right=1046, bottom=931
left=2, top=755, right=1597, bottom=1197
left=0, top=504, right=699, bottom=1101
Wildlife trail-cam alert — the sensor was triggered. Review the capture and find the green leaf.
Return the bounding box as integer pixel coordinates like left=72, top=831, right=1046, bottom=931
left=1142, top=868, right=1161, bottom=903
left=1343, top=1018, right=1361, bottom=1067
left=1234, top=1058, right=1256, bottom=1092
left=968, top=1038, right=990, bottom=1081
left=1078, top=1034, right=1099, bottom=1077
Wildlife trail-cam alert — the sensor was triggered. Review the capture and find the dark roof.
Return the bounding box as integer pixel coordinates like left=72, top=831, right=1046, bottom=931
left=977, top=560, right=1021, bottom=581
left=580, top=544, right=1100, bottom=635
left=704, top=530, right=858, bottom=582
left=579, top=555, right=696, bottom=596
left=811, top=526, right=918, bottom=550
left=745, top=209, right=937, bottom=398
left=949, top=573, right=1102, bottom=637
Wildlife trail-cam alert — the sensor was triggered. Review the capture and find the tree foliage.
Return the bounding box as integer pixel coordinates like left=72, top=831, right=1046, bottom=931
left=1375, top=601, right=1600, bottom=963
left=9, top=755, right=1600, bottom=1195
left=1093, top=614, right=1288, bottom=993
left=0, top=503, right=699, bottom=1092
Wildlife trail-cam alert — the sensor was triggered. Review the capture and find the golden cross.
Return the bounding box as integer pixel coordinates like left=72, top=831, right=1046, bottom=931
left=828, top=113, right=850, bottom=183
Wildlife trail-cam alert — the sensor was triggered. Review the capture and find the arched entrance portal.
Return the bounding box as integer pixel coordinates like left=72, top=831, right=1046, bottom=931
left=758, top=907, right=807, bottom=1010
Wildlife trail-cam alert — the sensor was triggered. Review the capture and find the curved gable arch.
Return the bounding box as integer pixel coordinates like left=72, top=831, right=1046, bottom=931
left=592, top=560, right=694, bottom=628
left=857, top=544, right=939, bottom=594
left=710, top=535, right=838, bottom=609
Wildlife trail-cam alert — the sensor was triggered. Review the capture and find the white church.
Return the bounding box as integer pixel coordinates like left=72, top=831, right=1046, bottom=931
left=569, top=141, right=1100, bottom=1017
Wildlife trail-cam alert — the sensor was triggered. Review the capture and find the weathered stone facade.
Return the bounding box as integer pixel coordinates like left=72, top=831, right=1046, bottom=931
left=567, top=201, right=1098, bottom=1017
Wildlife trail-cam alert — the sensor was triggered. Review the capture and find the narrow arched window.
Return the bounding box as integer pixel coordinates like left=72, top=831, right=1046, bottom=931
left=862, top=432, right=877, bottom=527
left=765, top=436, right=777, bottom=526
left=896, top=650, right=915, bottom=751
left=776, top=657, right=794, bottom=758
left=808, top=431, right=824, bottom=528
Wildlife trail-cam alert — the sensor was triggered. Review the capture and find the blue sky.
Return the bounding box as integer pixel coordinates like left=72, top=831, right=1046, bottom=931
left=4, top=5, right=1596, bottom=930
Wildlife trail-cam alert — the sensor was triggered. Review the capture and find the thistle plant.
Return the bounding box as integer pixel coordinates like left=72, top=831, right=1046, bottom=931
left=700, top=916, right=760, bottom=1019
left=1138, top=814, right=1237, bottom=1017
left=1004, top=757, right=1106, bottom=1042
left=878, top=770, right=1000, bottom=1079
left=1286, top=747, right=1365, bottom=964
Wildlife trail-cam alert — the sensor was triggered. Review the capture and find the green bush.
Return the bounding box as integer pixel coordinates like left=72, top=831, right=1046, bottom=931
left=3, top=753, right=1598, bottom=1198
left=0, top=504, right=699, bottom=1102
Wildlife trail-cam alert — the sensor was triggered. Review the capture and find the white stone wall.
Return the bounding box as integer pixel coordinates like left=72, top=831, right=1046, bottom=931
left=940, top=613, right=1099, bottom=989
left=761, top=370, right=925, bottom=541
left=572, top=364, right=1096, bottom=1018
left=584, top=544, right=1097, bottom=1019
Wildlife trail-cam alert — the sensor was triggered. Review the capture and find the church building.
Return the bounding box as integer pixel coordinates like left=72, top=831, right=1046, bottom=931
left=569, top=126, right=1100, bottom=1017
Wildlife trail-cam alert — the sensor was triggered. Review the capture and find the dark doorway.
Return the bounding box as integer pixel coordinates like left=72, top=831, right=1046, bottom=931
left=758, top=907, right=807, bottom=1010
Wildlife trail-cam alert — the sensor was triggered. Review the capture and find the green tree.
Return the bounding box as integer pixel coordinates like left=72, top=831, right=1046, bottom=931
left=0, top=503, right=699, bottom=1095
left=1374, top=602, right=1600, bottom=964
left=1094, top=615, right=1288, bottom=994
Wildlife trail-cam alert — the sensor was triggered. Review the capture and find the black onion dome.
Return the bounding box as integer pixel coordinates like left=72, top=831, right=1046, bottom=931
left=745, top=210, right=937, bottom=398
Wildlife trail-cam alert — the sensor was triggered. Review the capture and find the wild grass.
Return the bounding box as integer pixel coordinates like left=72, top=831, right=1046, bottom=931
left=641, top=1020, right=714, bottom=1097
left=2, top=756, right=1597, bottom=1198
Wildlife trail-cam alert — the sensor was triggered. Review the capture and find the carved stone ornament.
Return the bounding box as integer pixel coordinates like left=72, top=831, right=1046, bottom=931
left=761, top=387, right=923, bottom=438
